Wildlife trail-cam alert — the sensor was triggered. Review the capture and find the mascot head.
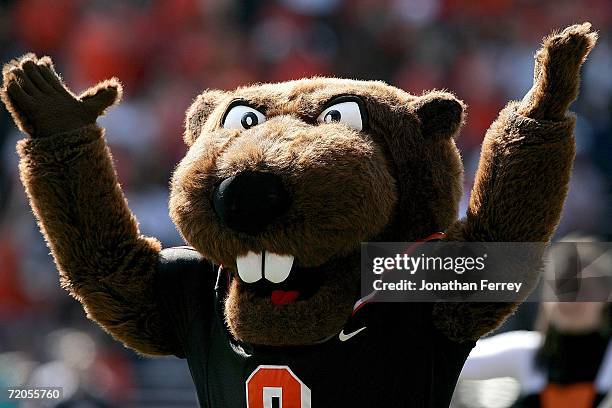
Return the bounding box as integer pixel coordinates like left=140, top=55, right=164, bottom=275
left=169, top=78, right=465, bottom=345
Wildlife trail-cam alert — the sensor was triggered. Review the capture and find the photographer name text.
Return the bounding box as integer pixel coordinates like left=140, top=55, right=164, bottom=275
left=373, top=279, right=523, bottom=293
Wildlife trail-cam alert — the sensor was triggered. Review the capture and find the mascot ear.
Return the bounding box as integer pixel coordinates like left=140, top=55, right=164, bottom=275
left=412, top=91, right=465, bottom=141
left=184, top=90, right=226, bottom=146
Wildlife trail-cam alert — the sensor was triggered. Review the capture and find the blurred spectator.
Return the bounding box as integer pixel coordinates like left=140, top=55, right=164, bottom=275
left=457, top=236, right=612, bottom=408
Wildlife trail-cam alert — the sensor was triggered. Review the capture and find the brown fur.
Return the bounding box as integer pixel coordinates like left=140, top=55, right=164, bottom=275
left=16, top=125, right=175, bottom=355
left=1, top=54, right=122, bottom=138
left=520, top=23, right=598, bottom=120
left=439, top=23, right=596, bottom=342
left=0, top=23, right=597, bottom=352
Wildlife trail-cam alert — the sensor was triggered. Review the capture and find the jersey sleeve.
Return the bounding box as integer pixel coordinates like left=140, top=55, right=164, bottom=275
left=154, top=246, right=217, bottom=358
left=365, top=302, right=476, bottom=406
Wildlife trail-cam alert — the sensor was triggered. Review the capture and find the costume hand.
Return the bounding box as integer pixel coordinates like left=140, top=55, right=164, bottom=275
left=1, top=54, right=122, bottom=138
left=519, top=23, right=597, bottom=120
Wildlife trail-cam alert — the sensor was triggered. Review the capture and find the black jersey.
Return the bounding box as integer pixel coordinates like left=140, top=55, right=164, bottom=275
left=156, top=247, right=475, bottom=407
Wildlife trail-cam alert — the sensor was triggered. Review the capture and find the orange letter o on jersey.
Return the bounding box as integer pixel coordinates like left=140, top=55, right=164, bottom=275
left=246, top=365, right=311, bottom=408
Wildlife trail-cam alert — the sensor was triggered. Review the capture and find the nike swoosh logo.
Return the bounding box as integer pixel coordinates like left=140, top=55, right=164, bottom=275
left=339, top=327, right=367, bottom=342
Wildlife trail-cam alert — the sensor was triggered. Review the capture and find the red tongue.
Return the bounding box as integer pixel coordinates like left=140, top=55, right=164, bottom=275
left=271, top=290, right=300, bottom=305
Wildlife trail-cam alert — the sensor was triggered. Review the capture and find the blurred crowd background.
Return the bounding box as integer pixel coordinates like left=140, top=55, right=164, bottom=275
left=0, top=0, right=610, bottom=406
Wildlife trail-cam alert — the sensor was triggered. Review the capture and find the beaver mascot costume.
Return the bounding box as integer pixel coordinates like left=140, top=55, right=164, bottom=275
left=1, top=23, right=597, bottom=407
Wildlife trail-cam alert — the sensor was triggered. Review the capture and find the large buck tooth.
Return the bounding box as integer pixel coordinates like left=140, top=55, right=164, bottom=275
left=265, top=253, right=294, bottom=283
left=236, top=252, right=263, bottom=283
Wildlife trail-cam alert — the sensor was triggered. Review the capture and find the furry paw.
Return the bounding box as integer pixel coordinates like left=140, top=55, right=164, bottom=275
left=519, top=23, right=598, bottom=120
left=1, top=54, right=122, bottom=138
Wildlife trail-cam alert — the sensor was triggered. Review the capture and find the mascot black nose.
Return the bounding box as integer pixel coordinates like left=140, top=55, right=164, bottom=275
left=213, top=171, right=291, bottom=234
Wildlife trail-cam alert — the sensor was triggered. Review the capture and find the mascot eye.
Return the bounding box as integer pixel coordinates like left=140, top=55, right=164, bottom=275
left=222, top=105, right=266, bottom=130
left=317, top=100, right=364, bottom=131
